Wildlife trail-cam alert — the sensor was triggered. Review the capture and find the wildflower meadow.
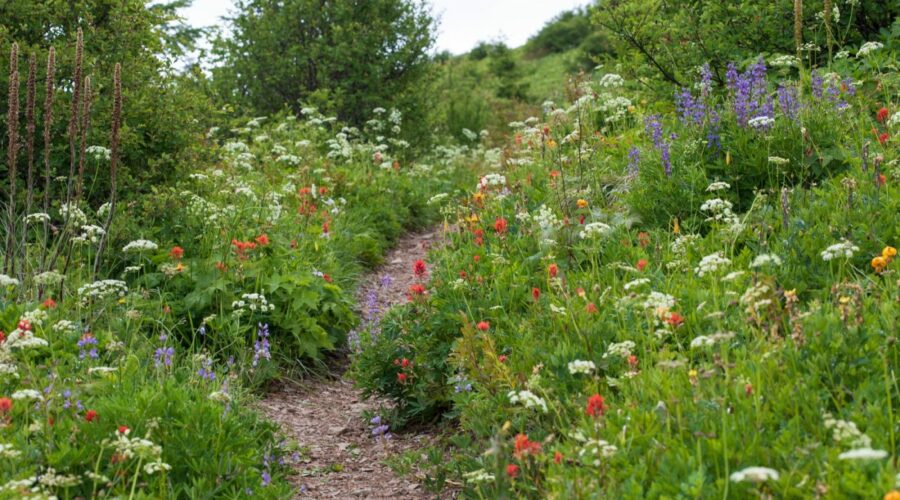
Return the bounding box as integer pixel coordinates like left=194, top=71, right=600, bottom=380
left=1, top=0, right=899, bottom=498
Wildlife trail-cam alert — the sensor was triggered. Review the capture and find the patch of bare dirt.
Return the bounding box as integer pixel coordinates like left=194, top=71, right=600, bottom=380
left=259, top=228, right=449, bottom=498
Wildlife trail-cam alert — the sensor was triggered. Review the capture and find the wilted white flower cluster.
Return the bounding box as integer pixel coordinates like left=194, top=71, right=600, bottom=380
left=579, top=222, right=612, bottom=239
left=740, top=282, right=773, bottom=314
left=768, top=156, right=790, bottom=166
left=820, top=240, right=859, bottom=261
left=695, top=252, right=731, bottom=277
left=824, top=413, right=872, bottom=448
left=670, top=234, right=699, bottom=255
left=705, top=181, right=730, bottom=192
left=567, top=359, right=596, bottom=375
left=507, top=390, right=548, bottom=413
left=603, top=340, right=635, bottom=359
left=122, top=239, right=158, bottom=253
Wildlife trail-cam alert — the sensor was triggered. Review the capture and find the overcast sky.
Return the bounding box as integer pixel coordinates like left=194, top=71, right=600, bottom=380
left=180, top=0, right=594, bottom=55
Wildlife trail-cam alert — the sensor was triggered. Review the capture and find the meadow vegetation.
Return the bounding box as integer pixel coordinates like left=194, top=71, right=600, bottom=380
left=1, top=0, right=899, bottom=498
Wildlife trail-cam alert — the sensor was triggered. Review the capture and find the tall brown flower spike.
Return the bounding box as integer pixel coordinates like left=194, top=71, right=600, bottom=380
left=94, top=63, right=122, bottom=276
left=76, top=75, right=93, bottom=200
left=25, top=54, right=37, bottom=221
left=39, top=47, right=56, bottom=274
left=5, top=43, right=20, bottom=274
left=66, top=27, right=84, bottom=204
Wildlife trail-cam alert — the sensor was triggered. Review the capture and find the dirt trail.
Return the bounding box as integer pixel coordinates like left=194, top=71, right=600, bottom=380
left=259, top=228, right=445, bottom=499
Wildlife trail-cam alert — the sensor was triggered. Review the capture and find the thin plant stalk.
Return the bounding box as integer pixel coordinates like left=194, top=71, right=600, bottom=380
left=93, top=63, right=122, bottom=278
left=39, top=47, right=56, bottom=278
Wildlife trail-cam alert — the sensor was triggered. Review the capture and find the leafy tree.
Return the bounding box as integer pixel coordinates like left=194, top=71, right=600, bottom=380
left=0, top=0, right=215, bottom=201
left=212, top=0, right=435, bottom=140
left=591, top=0, right=899, bottom=87
left=526, top=8, right=593, bottom=56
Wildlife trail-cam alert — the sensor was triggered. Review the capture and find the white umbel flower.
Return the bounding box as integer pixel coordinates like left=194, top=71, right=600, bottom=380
left=729, top=466, right=780, bottom=483
left=820, top=239, right=859, bottom=261
left=838, top=448, right=888, bottom=460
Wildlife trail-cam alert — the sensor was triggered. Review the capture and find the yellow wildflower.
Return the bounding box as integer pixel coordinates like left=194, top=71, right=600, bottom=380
left=883, top=246, right=897, bottom=261
left=576, top=199, right=588, bottom=209
left=872, top=256, right=887, bottom=273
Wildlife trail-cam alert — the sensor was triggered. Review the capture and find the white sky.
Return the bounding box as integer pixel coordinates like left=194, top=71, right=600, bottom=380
left=179, top=0, right=594, bottom=55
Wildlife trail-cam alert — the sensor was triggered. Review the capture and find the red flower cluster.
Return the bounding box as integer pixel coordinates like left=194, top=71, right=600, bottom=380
left=231, top=239, right=257, bottom=259
left=636, top=259, right=648, bottom=272
left=472, top=228, right=484, bottom=246
left=85, top=409, right=98, bottom=423
left=42, top=297, right=57, bottom=309
left=476, top=321, right=490, bottom=332
left=413, top=259, right=427, bottom=277
left=877, top=107, right=889, bottom=123
left=666, top=312, right=685, bottom=327
left=0, top=397, right=11, bottom=413
left=169, top=246, right=184, bottom=260
left=586, top=393, right=607, bottom=417
left=513, top=433, right=542, bottom=458
left=407, top=283, right=426, bottom=302
left=394, top=357, right=412, bottom=384
left=506, top=464, right=519, bottom=478
left=494, top=217, right=508, bottom=235
left=548, top=263, right=558, bottom=278
left=585, top=302, right=598, bottom=314
left=532, top=287, right=541, bottom=301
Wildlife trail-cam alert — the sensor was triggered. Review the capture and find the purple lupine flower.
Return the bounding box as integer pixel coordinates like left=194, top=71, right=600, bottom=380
left=706, top=110, right=722, bottom=151
left=725, top=62, right=739, bottom=92
left=627, top=146, right=641, bottom=177
left=62, top=389, right=72, bottom=410
left=728, top=58, right=771, bottom=127
left=777, top=83, right=801, bottom=121
left=198, top=325, right=207, bottom=337
left=198, top=358, right=216, bottom=381
left=252, top=323, right=271, bottom=367
left=675, top=87, right=706, bottom=126
left=644, top=114, right=672, bottom=177
left=154, top=346, right=175, bottom=368
left=811, top=71, right=824, bottom=99
left=77, top=334, right=99, bottom=360
left=660, top=143, right=672, bottom=177
left=379, top=274, right=393, bottom=289
left=261, top=471, right=271, bottom=487
left=644, top=114, right=664, bottom=148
